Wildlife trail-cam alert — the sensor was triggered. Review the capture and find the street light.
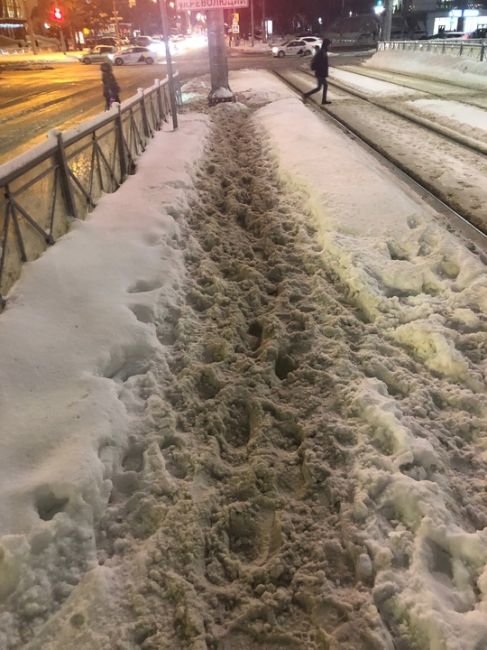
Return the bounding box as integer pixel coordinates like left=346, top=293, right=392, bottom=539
left=374, top=2, right=385, bottom=15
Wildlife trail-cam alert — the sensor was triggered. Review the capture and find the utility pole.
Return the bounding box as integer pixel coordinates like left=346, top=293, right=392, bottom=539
left=262, top=0, right=266, bottom=41
left=382, top=0, right=393, bottom=41
left=207, top=8, right=234, bottom=105
left=158, top=0, right=178, bottom=128
left=250, top=0, right=254, bottom=46
left=22, top=0, right=38, bottom=54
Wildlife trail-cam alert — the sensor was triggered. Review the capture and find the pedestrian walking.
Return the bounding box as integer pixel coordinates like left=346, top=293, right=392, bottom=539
left=101, top=62, right=121, bottom=111
left=303, top=39, right=332, bottom=105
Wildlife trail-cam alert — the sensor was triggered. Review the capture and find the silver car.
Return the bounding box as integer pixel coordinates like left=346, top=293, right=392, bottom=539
left=81, top=45, right=116, bottom=64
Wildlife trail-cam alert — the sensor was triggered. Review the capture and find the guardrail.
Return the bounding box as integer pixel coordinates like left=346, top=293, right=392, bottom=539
left=378, top=39, right=486, bottom=62
left=0, top=74, right=179, bottom=309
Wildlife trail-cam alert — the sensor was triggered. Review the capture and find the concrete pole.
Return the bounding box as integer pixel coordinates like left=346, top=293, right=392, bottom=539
left=59, top=28, right=66, bottom=52
left=207, top=8, right=233, bottom=105
left=22, top=0, right=38, bottom=54
left=27, top=15, right=38, bottom=54
left=112, top=0, right=120, bottom=41
left=262, top=0, right=266, bottom=41
left=383, top=0, right=393, bottom=41
left=250, top=0, right=255, bottom=46
left=158, top=0, right=178, bottom=128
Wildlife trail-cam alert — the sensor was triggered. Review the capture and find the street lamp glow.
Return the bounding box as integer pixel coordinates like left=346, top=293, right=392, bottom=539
left=374, top=3, right=385, bottom=15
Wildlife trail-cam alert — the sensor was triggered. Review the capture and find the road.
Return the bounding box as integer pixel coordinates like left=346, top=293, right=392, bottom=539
left=0, top=48, right=370, bottom=164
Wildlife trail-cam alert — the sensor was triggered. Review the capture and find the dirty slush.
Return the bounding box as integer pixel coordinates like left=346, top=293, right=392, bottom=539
left=100, top=106, right=389, bottom=649
left=6, top=104, right=486, bottom=650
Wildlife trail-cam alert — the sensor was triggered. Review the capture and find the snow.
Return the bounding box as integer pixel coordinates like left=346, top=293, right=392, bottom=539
left=405, top=98, right=487, bottom=134
left=0, top=114, right=208, bottom=642
left=228, top=41, right=272, bottom=53
left=331, top=67, right=419, bottom=96
left=365, top=49, right=487, bottom=91
left=0, top=63, right=486, bottom=650
left=227, top=68, right=295, bottom=105
left=0, top=52, right=82, bottom=65
left=211, top=86, right=234, bottom=99
left=286, top=66, right=487, bottom=232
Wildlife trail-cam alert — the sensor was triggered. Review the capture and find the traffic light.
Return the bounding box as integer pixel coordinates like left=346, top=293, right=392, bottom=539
left=51, top=5, right=65, bottom=23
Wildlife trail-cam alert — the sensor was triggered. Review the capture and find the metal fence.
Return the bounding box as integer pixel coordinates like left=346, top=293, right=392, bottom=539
left=378, top=39, right=487, bottom=62
left=0, top=75, right=178, bottom=309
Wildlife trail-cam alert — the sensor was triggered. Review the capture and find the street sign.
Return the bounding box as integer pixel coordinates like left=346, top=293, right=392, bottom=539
left=176, top=0, right=249, bottom=9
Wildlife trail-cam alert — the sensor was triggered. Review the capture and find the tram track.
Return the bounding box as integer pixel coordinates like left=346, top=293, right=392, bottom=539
left=273, top=68, right=487, bottom=251
left=305, top=66, right=487, bottom=157
left=336, top=64, right=487, bottom=110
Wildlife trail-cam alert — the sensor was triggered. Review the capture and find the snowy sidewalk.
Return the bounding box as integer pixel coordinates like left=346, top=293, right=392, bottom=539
left=0, top=51, right=83, bottom=66
left=0, top=71, right=486, bottom=650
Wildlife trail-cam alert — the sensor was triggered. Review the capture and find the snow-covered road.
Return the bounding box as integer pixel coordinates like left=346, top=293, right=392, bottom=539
left=0, top=70, right=486, bottom=650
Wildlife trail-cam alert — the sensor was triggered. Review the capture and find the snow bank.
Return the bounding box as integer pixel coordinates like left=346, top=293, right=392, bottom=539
left=0, top=52, right=82, bottom=65
left=0, top=114, right=208, bottom=643
left=250, top=71, right=487, bottom=649
left=181, top=69, right=292, bottom=107
left=404, top=98, right=487, bottom=136
left=365, top=49, right=487, bottom=90
left=331, top=67, right=419, bottom=96
left=253, top=91, right=486, bottom=379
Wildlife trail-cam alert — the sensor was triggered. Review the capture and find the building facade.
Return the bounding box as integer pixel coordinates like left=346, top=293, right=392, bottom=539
left=0, top=0, right=27, bottom=42
left=405, top=0, right=487, bottom=34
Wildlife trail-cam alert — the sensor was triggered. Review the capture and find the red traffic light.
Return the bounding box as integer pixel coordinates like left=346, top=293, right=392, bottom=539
left=51, top=5, right=64, bottom=22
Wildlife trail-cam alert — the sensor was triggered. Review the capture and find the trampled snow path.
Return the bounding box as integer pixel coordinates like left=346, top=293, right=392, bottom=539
left=6, top=95, right=484, bottom=650
left=1, top=70, right=487, bottom=649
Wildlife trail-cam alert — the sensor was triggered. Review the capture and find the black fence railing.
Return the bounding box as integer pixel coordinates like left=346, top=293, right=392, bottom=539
left=0, top=75, right=179, bottom=309
left=378, top=39, right=486, bottom=62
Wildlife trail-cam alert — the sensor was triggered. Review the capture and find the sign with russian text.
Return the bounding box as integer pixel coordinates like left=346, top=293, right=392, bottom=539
left=176, top=0, right=249, bottom=9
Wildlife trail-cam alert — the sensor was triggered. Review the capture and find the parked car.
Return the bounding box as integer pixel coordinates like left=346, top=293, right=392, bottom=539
left=297, top=36, right=322, bottom=52
left=425, top=31, right=466, bottom=40
left=81, top=45, right=116, bottom=64
left=271, top=40, right=313, bottom=57
left=130, top=35, right=152, bottom=47
left=467, top=27, right=487, bottom=39
left=112, top=46, right=156, bottom=65
left=128, top=36, right=167, bottom=54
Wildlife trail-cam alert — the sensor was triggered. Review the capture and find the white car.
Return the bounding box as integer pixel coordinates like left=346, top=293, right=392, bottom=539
left=111, top=46, right=156, bottom=65
left=272, top=40, right=313, bottom=57
left=298, top=36, right=322, bottom=52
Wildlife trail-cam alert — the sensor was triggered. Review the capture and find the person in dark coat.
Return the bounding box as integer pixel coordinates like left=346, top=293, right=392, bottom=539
left=303, top=39, right=332, bottom=105
left=101, top=62, right=121, bottom=110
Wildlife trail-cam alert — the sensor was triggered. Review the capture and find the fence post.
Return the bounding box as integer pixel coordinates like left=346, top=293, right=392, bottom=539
left=52, top=130, right=79, bottom=221
left=0, top=194, right=11, bottom=310
left=115, top=104, right=127, bottom=181
left=155, top=78, right=164, bottom=126
left=138, top=88, right=151, bottom=140
left=459, top=42, right=463, bottom=56
left=481, top=44, right=485, bottom=62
